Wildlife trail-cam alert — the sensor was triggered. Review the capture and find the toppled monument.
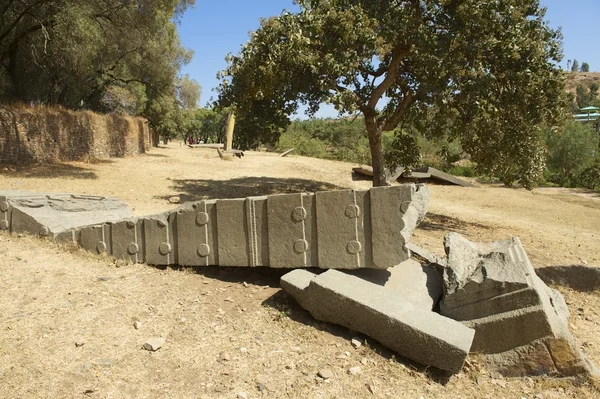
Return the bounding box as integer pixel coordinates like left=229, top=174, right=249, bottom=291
left=0, top=184, right=429, bottom=269
left=440, top=233, right=598, bottom=377
left=1, top=185, right=597, bottom=377
left=0, top=191, right=132, bottom=241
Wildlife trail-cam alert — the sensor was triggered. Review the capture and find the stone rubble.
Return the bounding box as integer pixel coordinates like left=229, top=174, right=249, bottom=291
left=281, top=268, right=475, bottom=373
left=1, top=186, right=597, bottom=377
left=440, top=233, right=598, bottom=377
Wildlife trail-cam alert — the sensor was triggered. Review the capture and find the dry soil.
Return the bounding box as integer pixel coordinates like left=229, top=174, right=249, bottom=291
left=1, top=143, right=599, bottom=398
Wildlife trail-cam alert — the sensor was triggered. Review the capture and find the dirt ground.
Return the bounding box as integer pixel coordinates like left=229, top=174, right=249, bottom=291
left=1, top=143, right=600, bottom=398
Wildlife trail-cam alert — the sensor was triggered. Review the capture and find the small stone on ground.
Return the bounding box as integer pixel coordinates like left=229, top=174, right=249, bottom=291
left=143, top=337, right=166, bottom=351
left=318, top=369, right=334, bottom=379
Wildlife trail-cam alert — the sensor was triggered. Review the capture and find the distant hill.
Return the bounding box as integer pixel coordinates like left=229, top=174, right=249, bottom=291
left=565, top=72, right=600, bottom=94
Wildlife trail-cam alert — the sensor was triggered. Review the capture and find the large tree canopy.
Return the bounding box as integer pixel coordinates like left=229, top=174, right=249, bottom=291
left=217, top=0, right=566, bottom=187
left=0, top=0, right=199, bottom=133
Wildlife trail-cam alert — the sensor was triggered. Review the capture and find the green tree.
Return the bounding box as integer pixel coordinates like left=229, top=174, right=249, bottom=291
left=544, top=122, right=597, bottom=186
left=581, top=62, right=590, bottom=72
left=177, top=74, right=202, bottom=110
left=576, top=84, right=591, bottom=109
left=0, top=0, right=196, bottom=132
left=193, top=107, right=230, bottom=143
left=572, top=59, right=579, bottom=72
left=217, top=0, right=565, bottom=187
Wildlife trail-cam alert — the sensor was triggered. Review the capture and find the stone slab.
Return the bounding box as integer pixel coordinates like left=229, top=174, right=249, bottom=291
left=0, top=190, right=133, bottom=238
left=2, top=186, right=429, bottom=270
left=143, top=212, right=176, bottom=265
left=281, top=269, right=474, bottom=373
left=176, top=201, right=218, bottom=266
left=111, top=218, right=144, bottom=263
left=343, top=259, right=443, bottom=311
left=216, top=199, right=249, bottom=267
left=405, top=167, right=478, bottom=188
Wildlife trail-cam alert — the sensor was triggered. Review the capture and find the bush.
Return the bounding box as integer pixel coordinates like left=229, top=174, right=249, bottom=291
left=446, top=165, right=475, bottom=177
left=543, top=122, right=598, bottom=187
left=579, top=161, right=600, bottom=192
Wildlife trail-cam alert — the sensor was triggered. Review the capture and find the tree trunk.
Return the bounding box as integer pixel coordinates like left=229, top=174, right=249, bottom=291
left=365, top=118, right=387, bottom=187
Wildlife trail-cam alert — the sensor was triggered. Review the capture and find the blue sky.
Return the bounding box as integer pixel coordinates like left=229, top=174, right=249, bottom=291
left=178, top=0, right=600, bottom=117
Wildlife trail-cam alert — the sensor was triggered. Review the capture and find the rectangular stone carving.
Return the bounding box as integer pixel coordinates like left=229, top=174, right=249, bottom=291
left=143, top=213, right=176, bottom=265
left=80, top=224, right=111, bottom=255
left=316, top=190, right=363, bottom=269
left=216, top=199, right=249, bottom=267
left=1, top=185, right=430, bottom=270
left=370, top=185, right=413, bottom=268
left=176, top=201, right=218, bottom=266
left=267, top=193, right=313, bottom=268
left=111, top=218, right=144, bottom=263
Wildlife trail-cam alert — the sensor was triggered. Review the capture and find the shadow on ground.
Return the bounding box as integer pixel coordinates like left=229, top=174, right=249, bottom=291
left=142, top=152, right=169, bottom=158
left=261, top=289, right=453, bottom=384
left=0, top=162, right=97, bottom=180
left=158, top=176, right=344, bottom=200
left=418, top=212, right=490, bottom=233
left=157, top=264, right=287, bottom=289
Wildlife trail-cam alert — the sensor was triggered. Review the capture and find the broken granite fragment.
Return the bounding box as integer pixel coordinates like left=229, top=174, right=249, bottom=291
left=281, top=269, right=474, bottom=373
left=440, top=232, right=598, bottom=377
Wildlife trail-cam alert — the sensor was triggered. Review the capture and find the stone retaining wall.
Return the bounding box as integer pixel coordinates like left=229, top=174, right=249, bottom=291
left=0, top=105, right=149, bottom=163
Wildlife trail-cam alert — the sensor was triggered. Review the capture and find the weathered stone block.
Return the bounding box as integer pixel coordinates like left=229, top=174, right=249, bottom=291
left=143, top=212, right=176, bottom=265
left=80, top=224, right=111, bottom=255
left=111, top=218, right=144, bottom=263
left=268, top=193, right=313, bottom=268
left=372, top=184, right=428, bottom=268
left=440, top=233, right=598, bottom=377
left=441, top=233, right=545, bottom=321
left=216, top=199, right=249, bottom=267
left=0, top=190, right=132, bottom=239
left=176, top=200, right=218, bottom=266
left=316, top=190, right=367, bottom=269
left=344, top=259, right=443, bottom=311
left=281, top=269, right=474, bottom=373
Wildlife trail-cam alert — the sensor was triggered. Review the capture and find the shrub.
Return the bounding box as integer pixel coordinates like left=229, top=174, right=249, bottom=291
left=579, top=161, right=600, bottom=192
left=544, top=122, right=598, bottom=187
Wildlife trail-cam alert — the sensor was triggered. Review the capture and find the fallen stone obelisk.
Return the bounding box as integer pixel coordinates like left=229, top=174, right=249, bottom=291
left=281, top=268, right=475, bottom=373
left=0, top=191, right=132, bottom=241
left=0, top=184, right=429, bottom=269
left=440, top=233, right=598, bottom=377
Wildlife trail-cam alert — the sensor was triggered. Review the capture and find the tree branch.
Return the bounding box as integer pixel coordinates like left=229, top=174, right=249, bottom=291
left=0, top=0, right=47, bottom=43
left=358, top=62, right=388, bottom=78
left=366, top=46, right=409, bottom=110
left=381, top=91, right=414, bottom=131
left=104, top=72, right=166, bottom=99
